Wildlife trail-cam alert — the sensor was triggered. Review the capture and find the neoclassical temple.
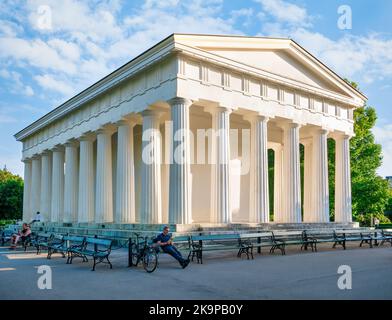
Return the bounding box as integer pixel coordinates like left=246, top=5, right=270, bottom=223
left=15, top=34, right=366, bottom=228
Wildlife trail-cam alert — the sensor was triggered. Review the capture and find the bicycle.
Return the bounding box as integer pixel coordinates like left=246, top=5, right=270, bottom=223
left=129, top=234, right=158, bottom=273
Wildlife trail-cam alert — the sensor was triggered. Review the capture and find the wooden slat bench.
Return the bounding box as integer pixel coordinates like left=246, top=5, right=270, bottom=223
left=302, top=230, right=345, bottom=251
left=69, top=237, right=113, bottom=271
left=31, top=232, right=54, bottom=254
left=334, top=230, right=374, bottom=249
left=189, top=233, right=251, bottom=264
left=271, top=230, right=317, bottom=254
left=238, top=231, right=285, bottom=257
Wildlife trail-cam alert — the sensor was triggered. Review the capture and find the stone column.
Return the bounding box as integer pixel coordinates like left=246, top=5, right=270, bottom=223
left=30, top=156, right=41, bottom=218
left=141, top=110, right=162, bottom=224
left=211, top=107, right=232, bottom=224
left=169, top=98, right=192, bottom=224
left=273, top=145, right=284, bottom=223
left=115, top=119, right=136, bottom=223
left=282, top=123, right=302, bottom=223
left=51, top=146, right=65, bottom=223
left=22, top=159, right=32, bottom=222
left=64, top=141, right=79, bottom=223
left=248, top=115, right=270, bottom=223
left=40, top=151, right=52, bottom=222
left=95, top=127, right=115, bottom=224
left=303, top=140, right=313, bottom=222
left=311, top=129, right=330, bottom=222
left=78, top=135, right=95, bottom=223
left=335, top=134, right=352, bottom=222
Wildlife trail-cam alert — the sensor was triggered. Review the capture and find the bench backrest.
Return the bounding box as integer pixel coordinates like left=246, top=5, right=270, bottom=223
left=272, top=230, right=304, bottom=241
left=37, top=233, right=53, bottom=240
left=191, top=233, right=240, bottom=242
left=84, top=237, right=112, bottom=252
left=303, top=230, right=337, bottom=240
left=239, top=232, right=274, bottom=241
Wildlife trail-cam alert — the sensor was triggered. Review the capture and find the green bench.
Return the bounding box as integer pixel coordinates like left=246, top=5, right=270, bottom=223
left=189, top=233, right=251, bottom=264
left=31, top=232, right=54, bottom=254
left=238, top=231, right=285, bottom=257
left=371, top=229, right=392, bottom=247
left=271, top=230, right=317, bottom=254
left=335, top=230, right=374, bottom=249
left=69, top=237, right=113, bottom=271
left=46, top=234, right=85, bottom=260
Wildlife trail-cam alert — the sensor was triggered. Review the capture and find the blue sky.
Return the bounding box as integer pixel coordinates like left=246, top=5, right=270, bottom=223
left=0, top=0, right=391, bottom=177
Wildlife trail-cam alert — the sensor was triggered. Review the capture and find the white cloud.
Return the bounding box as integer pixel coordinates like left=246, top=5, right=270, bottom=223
left=373, top=124, right=392, bottom=177
left=34, top=74, right=75, bottom=96
left=256, top=0, right=311, bottom=27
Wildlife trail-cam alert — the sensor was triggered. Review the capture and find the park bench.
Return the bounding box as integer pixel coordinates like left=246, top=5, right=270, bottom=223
left=271, top=230, right=317, bottom=254
left=69, top=237, right=113, bottom=271
left=372, top=229, right=392, bottom=247
left=1, top=228, right=35, bottom=251
left=302, top=230, right=346, bottom=251
left=46, top=234, right=68, bottom=259
left=238, top=231, right=285, bottom=258
left=31, top=233, right=54, bottom=254
left=1, top=229, right=15, bottom=246
left=334, top=229, right=373, bottom=249
left=189, top=233, right=252, bottom=264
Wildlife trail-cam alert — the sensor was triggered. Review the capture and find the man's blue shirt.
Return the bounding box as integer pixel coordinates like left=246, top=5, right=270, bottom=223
left=154, top=232, right=171, bottom=245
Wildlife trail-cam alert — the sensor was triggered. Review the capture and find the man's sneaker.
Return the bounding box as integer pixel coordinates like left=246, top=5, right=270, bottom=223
left=182, top=259, right=190, bottom=269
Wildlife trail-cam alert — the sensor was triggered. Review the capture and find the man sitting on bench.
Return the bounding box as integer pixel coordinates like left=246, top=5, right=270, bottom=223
left=154, top=226, right=190, bottom=269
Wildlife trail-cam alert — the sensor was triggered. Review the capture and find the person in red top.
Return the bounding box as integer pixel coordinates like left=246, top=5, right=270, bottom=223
left=10, top=223, right=31, bottom=250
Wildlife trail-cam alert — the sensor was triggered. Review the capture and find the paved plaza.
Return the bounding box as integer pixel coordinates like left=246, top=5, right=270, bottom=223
left=0, top=243, right=391, bottom=300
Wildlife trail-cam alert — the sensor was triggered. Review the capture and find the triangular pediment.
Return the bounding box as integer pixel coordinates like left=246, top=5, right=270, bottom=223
left=173, top=34, right=366, bottom=103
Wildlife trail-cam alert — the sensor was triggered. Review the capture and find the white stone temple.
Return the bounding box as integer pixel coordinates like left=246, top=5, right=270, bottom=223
left=15, top=34, right=366, bottom=231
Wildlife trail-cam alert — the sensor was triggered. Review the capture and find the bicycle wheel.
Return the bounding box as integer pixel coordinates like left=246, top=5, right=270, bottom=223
left=143, top=248, right=158, bottom=273
left=130, top=243, right=140, bottom=266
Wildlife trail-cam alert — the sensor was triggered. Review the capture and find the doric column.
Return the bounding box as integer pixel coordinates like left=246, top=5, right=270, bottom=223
left=95, top=126, right=115, bottom=224
left=78, top=135, right=95, bottom=223
left=273, top=145, right=284, bottom=223
left=311, top=129, right=330, bottom=222
left=335, top=134, right=352, bottom=222
left=40, top=151, right=52, bottom=222
left=303, top=140, right=313, bottom=222
left=115, top=119, right=136, bottom=223
left=51, top=146, right=65, bottom=223
left=247, top=115, right=269, bottom=223
left=30, top=156, right=41, bottom=218
left=22, top=159, right=32, bottom=222
left=169, top=98, right=192, bottom=224
left=282, top=123, right=302, bottom=223
left=64, top=141, right=79, bottom=223
left=210, top=106, right=232, bottom=224
left=141, top=110, right=162, bottom=224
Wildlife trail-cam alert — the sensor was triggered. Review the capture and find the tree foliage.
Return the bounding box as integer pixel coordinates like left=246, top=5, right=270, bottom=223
left=0, top=167, right=23, bottom=220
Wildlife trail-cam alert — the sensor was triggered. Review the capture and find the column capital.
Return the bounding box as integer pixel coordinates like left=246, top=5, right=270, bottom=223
left=31, top=154, right=41, bottom=160
left=204, top=105, right=233, bottom=116
left=142, top=109, right=164, bottom=119
left=96, top=124, right=116, bottom=136
left=64, top=139, right=79, bottom=148
left=115, top=115, right=140, bottom=128
left=51, top=144, right=65, bottom=152
left=278, top=121, right=302, bottom=130
left=79, top=132, right=96, bottom=142
left=243, top=112, right=270, bottom=123
left=22, top=157, right=32, bottom=163
left=41, top=149, right=52, bottom=157
left=168, top=97, right=193, bottom=107
left=330, top=132, right=353, bottom=141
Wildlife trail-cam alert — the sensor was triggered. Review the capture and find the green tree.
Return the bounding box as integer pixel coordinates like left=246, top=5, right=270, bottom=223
left=331, top=80, right=392, bottom=224
left=0, top=167, right=23, bottom=220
